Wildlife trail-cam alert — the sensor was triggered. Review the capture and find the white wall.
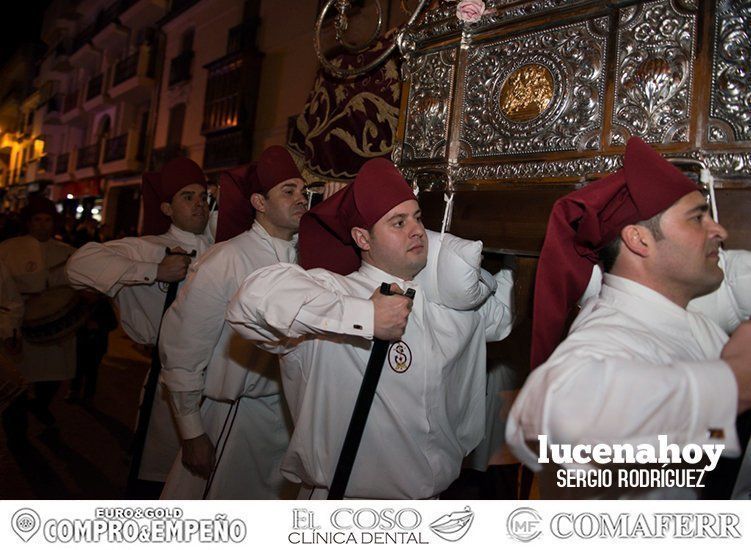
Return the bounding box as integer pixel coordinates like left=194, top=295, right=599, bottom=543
left=154, top=0, right=245, bottom=164
left=252, top=0, right=408, bottom=156
left=252, top=0, right=320, bottom=154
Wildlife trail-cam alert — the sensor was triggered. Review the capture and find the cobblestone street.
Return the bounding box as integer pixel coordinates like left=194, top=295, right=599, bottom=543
left=0, top=327, right=149, bottom=499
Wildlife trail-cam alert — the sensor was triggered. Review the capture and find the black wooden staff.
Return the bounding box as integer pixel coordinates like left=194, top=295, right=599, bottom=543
left=328, top=283, right=415, bottom=500
left=126, top=248, right=195, bottom=497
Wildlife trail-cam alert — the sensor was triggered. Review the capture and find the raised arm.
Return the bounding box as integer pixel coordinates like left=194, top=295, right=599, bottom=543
left=506, top=348, right=741, bottom=470
left=480, top=264, right=515, bottom=342
left=226, top=263, right=376, bottom=353
left=66, top=238, right=166, bottom=296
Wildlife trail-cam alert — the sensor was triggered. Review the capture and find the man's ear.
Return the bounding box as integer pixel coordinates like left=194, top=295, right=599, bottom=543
left=619, top=224, right=651, bottom=258
left=351, top=227, right=371, bottom=252
left=250, top=193, right=266, bottom=213
left=160, top=202, right=173, bottom=219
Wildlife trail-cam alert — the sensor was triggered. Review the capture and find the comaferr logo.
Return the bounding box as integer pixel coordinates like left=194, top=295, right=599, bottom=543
left=507, top=507, right=542, bottom=542
left=550, top=513, right=742, bottom=539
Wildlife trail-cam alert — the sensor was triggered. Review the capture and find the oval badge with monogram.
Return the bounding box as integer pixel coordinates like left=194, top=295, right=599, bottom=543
left=388, top=341, right=412, bottom=373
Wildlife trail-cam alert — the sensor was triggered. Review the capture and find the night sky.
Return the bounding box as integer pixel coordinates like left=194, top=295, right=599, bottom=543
left=0, top=0, right=52, bottom=66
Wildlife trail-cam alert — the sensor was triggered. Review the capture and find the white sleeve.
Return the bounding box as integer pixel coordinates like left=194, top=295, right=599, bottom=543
left=723, top=249, right=751, bottom=320
left=506, top=351, right=740, bottom=470
left=0, top=260, right=23, bottom=339
left=689, top=249, right=751, bottom=333
left=159, top=258, right=229, bottom=439
left=66, top=239, right=162, bottom=297
left=479, top=267, right=515, bottom=342
left=226, top=263, right=374, bottom=353
left=167, top=390, right=204, bottom=441
left=206, top=209, right=218, bottom=242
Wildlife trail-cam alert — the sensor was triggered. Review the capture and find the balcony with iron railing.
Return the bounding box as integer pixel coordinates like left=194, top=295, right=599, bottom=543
left=101, top=130, right=144, bottom=175
left=71, top=0, right=141, bottom=55
left=37, top=156, right=50, bottom=173
left=47, top=94, right=63, bottom=114
left=203, top=129, right=246, bottom=171
left=63, top=91, right=80, bottom=113
left=61, top=90, right=84, bottom=123
left=86, top=74, right=104, bottom=101
left=120, top=0, right=168, bottom=29
left=151, top=144, right=187, bottom=171
left=110, top=46, right=156, bottom=101
left=55, top=153, right=70, bottom=175
left=72, top=21, right=98, bottom=54
left=168, top=50, right=193, bottom=86
left=113, top=52, right=139, bottom=86
left=76, top=143, right=101, bottom=170
left=161, top=0, right=200, bottom=25
left=103, top=133, right=128, bottom=163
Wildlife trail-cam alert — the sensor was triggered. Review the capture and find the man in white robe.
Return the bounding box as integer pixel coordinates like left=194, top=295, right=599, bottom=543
left=506, top=136, right=751, bottom=499
left=0, top=197, right=76, bottom=442
left=226, top=158, right=515, bottom=499
left=66, top=157, right=212, bottom=494
left=159, top=146, right=312, bottom=499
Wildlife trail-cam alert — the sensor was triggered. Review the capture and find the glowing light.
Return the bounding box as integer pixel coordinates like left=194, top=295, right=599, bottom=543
left=92, top=207, right=100, bottom=215
left=76, top=205, right=84, bottom=214
left=66, top=193, right=74, bottom=199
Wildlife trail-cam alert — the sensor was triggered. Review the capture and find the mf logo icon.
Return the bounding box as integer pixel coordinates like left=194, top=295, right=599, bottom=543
left=507, top=507, right=542, bottom=542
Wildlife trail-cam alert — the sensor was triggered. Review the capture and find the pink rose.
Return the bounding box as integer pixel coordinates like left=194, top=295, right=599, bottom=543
left=456, top=0, right=486, bottom=23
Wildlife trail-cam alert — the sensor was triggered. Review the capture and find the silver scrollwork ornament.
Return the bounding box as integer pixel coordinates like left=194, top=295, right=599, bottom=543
left=315, top=0, right=430, bottom=78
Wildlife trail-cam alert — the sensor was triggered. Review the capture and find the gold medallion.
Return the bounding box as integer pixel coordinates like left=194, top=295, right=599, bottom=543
left=499, top=64, right=554, bottom=122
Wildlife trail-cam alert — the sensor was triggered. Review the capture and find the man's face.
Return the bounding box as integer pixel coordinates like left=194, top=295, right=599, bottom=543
left=357, top=199, right=427, bottom=280
left=254, top=178, right=307, bottom=238
left=649, top=190, right=728, bottom=301
left=161, top=183, right=209, bottom=234
left=28, top=213, right=54, bottom=242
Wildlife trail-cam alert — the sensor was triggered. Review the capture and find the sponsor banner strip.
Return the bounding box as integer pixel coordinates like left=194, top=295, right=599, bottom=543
left=1, top=500, right=748, bottom=549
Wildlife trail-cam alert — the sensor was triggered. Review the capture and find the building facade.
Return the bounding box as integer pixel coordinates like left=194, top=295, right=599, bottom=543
left=3, top=0, right=408, bottom=232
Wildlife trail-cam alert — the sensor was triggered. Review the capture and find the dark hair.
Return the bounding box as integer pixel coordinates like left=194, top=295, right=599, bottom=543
left=597, top=211, right=664, bottom=272
left=598, top=235, right=622, bottom=273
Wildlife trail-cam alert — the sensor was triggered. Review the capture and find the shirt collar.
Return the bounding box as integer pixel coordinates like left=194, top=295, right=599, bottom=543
left=251, top=220, right=298, bottom=247
left=166, top=224, right=202, bottom=248
left=251, top=221, right=298, bottom=263
left=357, top=262, right=419, bottom=292
left=601, top=273, right=693, bottom=331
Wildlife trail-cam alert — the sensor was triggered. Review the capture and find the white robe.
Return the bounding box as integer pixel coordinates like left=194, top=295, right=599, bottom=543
left=159, top=222, right=297, bottom=499
left=506, top=273, right=743, bottom=499
left=0, top=236, right=76, bottom=382
left=66, top=224, right=212, bottom=482
left=691, top=250, right=751, bottom=499
left=471, top=249, right=751, bottom=474
left=226, top=260, right=515, bottom=499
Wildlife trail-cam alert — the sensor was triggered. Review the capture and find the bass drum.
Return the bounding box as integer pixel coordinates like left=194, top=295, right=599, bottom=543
left=21, top=287, right=89, bottom=344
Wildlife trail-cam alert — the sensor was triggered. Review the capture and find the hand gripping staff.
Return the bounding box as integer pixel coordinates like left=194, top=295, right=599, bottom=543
left=126, top=247, right=196, bottom=496
left=328, top=283, right=416, bottom=500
